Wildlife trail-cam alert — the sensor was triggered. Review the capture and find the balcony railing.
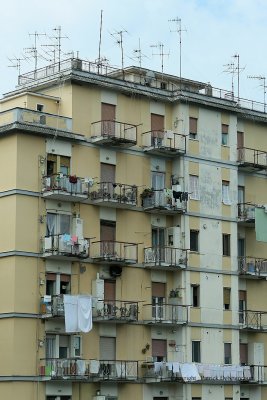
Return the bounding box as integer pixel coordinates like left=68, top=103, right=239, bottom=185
left=238, top=256, right=267, bottom=277
left=89, top=181, right=137, bottom=207
left=237, top=147, right=267, bottom=170
left=0, top=107, right=72, bottom=131
left=91, top=120, right=137, bottom=146
left=237, top=203, right=255, bottom=223
left=141, top=189, right=188, bottom=213
left=142, top=304, right=188, bottom=325
left=93, top=300, right=138, bottom=322
left=40, top=295, right=65, bottom=317
left=239, top=310, right=267, bottom=330
left=42, top=174, right=89, bottom=200
left=40, top=358, right=138, bottom=381
left=144, top=246, right=187, bottom=269
left=141, top=361, right=252, bottom=383
left=43, top=234, right=89, bottom=259
left=89, top=240, right=138, bottom=264
left=142, top=130, right=186, bottom=155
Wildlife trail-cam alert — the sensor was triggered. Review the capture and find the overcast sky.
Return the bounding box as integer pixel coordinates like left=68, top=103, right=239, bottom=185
left=1, top=0, right=267, bottom=103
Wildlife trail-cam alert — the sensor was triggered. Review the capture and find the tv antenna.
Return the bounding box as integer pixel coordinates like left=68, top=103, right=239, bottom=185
left=169, top=17, right=186, bottom=82
left=111, top=29, right=128, bottom=79
left=50, top=26, right=69, bottom=71
left=150, top=42, right=169, bottom=74
left=8, top=56, right=26, bottom=76
left=97, top=10, right=104, bottom=73
left=132, top=38, right=147, bottom=69
left=247, top=75, right=267, bottom=112
left=223, top=54, right=245, bottom=103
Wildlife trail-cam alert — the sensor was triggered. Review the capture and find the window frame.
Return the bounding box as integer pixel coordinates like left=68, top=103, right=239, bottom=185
left=223, top=287, right=231, bottom=310
left=222, top=180, right=231, bottom=205
left=191, top=284, right=200, bottom=307
left=192, top=340, right=201, bottom=363
left=190, top=229, right=199, bottom=252
left=221, top=124, right=229, bottom=146
left=189, top=175, right=200, bottom=200
left=224, top=342, right=232, bottom=364
left=222, top=233, right=231, bottom=256
left=189, top=117, right=198, bottom=140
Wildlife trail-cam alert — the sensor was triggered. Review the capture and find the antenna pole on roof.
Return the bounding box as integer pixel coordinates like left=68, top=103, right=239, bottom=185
left=150, top=42, right=169, bottom=75
left=169, top=17, right=186, bottom=85
left=111, top=29, right=128, bottom=80
left=97, top=10, right=103, bottom=74
left=248, top=75, right=267, bottom=113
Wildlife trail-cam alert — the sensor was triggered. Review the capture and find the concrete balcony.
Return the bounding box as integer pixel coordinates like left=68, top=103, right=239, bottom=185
left=144, top=246, right=187, bottom=271
left=141, top=189, right=187, bottom=214
left=141, top=361, right=252, bottom=383
left=142, top=130, right=186, bottom=156
left=42, top=234, right=89, bottom=260
left=93, top=300, right=138, bottom=323
left=0, top=107, right=72, bottom=131
left=237, top=203, right=255, bottom=225
left=238, top=256, right=267, bottom=278
left=40, top=295, right=65, bottom=318
left=237, top=147, right=267, bottom=171
left=239, top=310, right=267, bottom=331
left=142, top=304, right=188, bottom=326
left=89, top=240, right=138, bottom=265
left=87, top=181, right=137, bottom=209
left=39, top=358, right=138, bottom=381
left=90, top=120, right=137, bottom=147
left=42, top=174, right=89, bottom=202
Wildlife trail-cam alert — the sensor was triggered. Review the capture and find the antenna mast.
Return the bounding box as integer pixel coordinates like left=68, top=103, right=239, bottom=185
left=97, top=10, right=103, bottom=73
left=111, top=29, right=128, bottom=79
left=247, top=75, right=267, bottom=112
left=223, top=54, right=244, bottom=103
left=169, top=17, right=186, bottom=83
left=150, top=42, right=169, bottom=74
left=51, top=26, right=68, bottom=72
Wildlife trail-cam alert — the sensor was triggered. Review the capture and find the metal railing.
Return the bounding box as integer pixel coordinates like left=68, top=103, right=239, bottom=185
left=237, top=147, right=267, bottom=168
left=142, top=130, right=186, bottom=153
left=89, top=240, right=138, bottom=264
left=142, top=303, right=188, bottom=324
left=142, top=189, right=188, bottom=212
left=144, top=246, right=187, bottom=267
left=42, top=174, right=89, bottom=196
left=239, top=310, right=267, bottom=330
left=39, top=358, right=138, bottom=380
left=40, top=295, right=65, bottom=316
left=238, top=256, right=267, bottom=276
left=43, top=234, right=89, bottom=258
left=0, top=107, right=72, bottom=131
left=237, top=203, right=255, bottom=221
left=89, top=181, right=137, bottom=205
left=94, top=300, right=138, bottom=321
left=91, top=120, right=137, bottom=143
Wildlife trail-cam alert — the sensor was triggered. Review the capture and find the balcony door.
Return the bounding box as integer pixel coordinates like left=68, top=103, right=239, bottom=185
left=101, top=103, right=116, bottom=136
left=152, top=282, right=165, bottom=319
left=101, top=163, right=116, bottom=197
left=151, top=113, right=164, bottom=146
left=239, top=290, right=247, bottom=323
left=152, top=339, right=167, bottom=362
left=152, top=227, right=165, bottom=262
left=100, top=220, right=116, bottom=257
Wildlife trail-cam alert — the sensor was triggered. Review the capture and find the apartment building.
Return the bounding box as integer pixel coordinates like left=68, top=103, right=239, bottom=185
left=0, top=58, right=266, bottom=400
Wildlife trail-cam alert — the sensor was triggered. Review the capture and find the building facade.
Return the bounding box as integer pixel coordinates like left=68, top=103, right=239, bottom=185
left=0, top=59, right=266, bottom=400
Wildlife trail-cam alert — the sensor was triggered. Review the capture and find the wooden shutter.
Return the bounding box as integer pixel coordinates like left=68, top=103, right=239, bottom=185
left=152, top=339, right=167, bottom=357
left=240, top=343, right=248, bottom=365
left=152, top=282, right=165, bottom=297
left=100, top=337, right=116, bottom=360
left=239, top=290, right=247, bottom=301
left=189, top=117, right=197, bottom=134
left=60, top=274, right=71, bottom=283
left=100, top=221, right=116, bottom=241
left=151, top=114, right=164, bottom=131
left=222, top=124, right=229, bottom=133
left=101, top=163, right=115, bottom=183
left=101, top=103, right=116, bottom=121
left=104, top=280, right=116, bottom=301
left=237, top=131, right=244, bottom=148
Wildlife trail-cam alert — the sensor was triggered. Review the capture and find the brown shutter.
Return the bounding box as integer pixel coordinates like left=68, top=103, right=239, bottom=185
left=239, top=290, right=247, bottom=301
left=152, top=282, right=165, bottom=297
left=101, top=103, right=116, bottom=120
left=100, top=221, right=116, bottom=241
left=152, top=339, right=167, bottom=357
left=237, top=131, right=244, bottom=148
left=223, top=288, right=231, bottom=303
left=151, top=114, right=164, bottom=131
left=189, top=117, right=197, bottom=134
left=60, top=274, right=71, bottom=283
left=222, top=124, right=229, bottom=133
left=104, top=280, right=116, bottom=301
left=46, top=273, right=56, bottom=281
left=101, top=163, right=115, bottom=183
left=100, top=337, right=116, bottom=360
left=240, top=343, right=248, bottom=365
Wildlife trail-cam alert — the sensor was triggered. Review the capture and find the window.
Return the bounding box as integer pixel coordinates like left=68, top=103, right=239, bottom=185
left=224, top=343, right=232, bottom=364
left=46, top=213, right=71, bottom=236
left=222, top=180, right=231, bottom=205
left=191, top=285, right=200, bottom=307
left=190, top=230, right=199, bottom=252
left=221, top=124, right=229, bottom=145
left=152, top=282, right=166, bottom=319
left=189, top=175, right=200, bottom=200
left=189, top=117, right=198, bottom=139
left=240, top=343, right=248, bottom=365
left=222, top=234, right=231, bottom=256
left=223, top=287, right=231, bottom=310
left=47, top=153, right=70, bottom=176
left=36, top=103, right=44, bottom=112
left=152, top=339, right=167, bottom=362
left=192, top=341, right=201, bottom=362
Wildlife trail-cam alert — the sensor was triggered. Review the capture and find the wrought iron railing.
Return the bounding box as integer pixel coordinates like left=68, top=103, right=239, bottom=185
left=237, top=147, right=267, bottom=168
left=91, top=120, right=137, bottom=143
left=141, top=189, right=187, bottom=212
left=43, top=234, right=89, bottom=258
left=90, top=240, right=138, bottom=264
left=142, top=130, right=186, bottom=153
left=237, top=203, right=255, bottom=221
left=238, top=256, right=267, bottom=276
left=144, top=246, right=187, bottom=267
left=142, top=303, right=188, bottom=324
left=94, top=300, right=138, bottom=321
left=40, top=295, right=65, bottom=316
left=42, top=174, right=88, bottom=196
left=89, top=181, right=137, bottom=205
left=239, top=310, right=267, bottom=330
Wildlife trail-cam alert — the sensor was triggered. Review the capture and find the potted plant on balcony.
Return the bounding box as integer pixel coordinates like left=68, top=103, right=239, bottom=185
left=140, top=188, right=154, bottom=206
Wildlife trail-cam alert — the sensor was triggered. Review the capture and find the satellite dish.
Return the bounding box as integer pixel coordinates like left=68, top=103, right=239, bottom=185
left=144, top=70, right=155, bottom=86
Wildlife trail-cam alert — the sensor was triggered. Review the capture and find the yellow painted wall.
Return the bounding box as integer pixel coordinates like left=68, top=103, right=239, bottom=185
left=0, top=382, right=40, bottom=400
left=0, top=135, right=17, bottom=191
left=15, top=195, right=40, bottom=252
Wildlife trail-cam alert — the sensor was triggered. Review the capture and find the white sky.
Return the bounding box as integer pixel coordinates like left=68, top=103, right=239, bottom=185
left=1, top=0, right=267, bottom=103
